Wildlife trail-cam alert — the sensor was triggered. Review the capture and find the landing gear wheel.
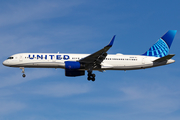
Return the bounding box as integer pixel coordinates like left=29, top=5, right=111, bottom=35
left=92, top=77, right=95, bottom=81
left=22, top=74, right=26, bottom=78
left=87, top=72, right=96, bottom=81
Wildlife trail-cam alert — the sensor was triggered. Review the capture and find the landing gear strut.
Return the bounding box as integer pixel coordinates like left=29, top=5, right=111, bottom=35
left=87, top=70, right=96, bottom=81
left=20, top=67, right=26, bottom=78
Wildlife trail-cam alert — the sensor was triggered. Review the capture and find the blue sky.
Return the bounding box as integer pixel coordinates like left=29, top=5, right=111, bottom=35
left=0, top=0, right=180, bottom=120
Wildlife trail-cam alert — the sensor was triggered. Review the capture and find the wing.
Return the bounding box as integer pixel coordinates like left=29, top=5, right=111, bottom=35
left=79, top=35, right=116, bottom=69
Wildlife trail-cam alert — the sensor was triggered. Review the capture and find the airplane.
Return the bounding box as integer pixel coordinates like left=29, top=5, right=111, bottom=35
left=3, top=30, right=177, bottom=81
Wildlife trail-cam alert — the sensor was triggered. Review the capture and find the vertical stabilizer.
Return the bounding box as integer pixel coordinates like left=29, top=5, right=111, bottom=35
left=142, top=30, right=177, bottom=57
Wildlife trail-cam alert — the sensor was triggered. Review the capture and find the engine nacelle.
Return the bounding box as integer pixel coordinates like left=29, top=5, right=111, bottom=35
left=65, top=61, right=84, bottom=69
left=65, top=69, right=85, bottom=77
left=65, top=61, right=85, bottom=76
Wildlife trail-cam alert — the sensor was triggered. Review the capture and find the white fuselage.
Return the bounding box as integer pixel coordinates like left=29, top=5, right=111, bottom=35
left=2, top=53, right=175, bottom=70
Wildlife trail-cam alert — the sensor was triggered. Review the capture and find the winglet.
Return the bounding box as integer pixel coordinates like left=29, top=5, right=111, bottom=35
left=107, top=35, right=116, bottom=47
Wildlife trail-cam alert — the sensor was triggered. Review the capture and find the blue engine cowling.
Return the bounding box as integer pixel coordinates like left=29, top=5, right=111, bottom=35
left=65, top=61, right=83, bottom=69
left=65, top=61, right=85, bottom=76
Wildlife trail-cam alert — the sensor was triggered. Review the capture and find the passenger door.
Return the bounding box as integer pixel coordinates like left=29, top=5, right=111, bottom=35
left=19, top=55, right=23, bottom=62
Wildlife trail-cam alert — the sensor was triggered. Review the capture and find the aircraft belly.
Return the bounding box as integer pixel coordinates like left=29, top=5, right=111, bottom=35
left=102, top=63, right=154, bottom=70
left=112, top=65, right=143, bottom=70
left=11, top=61, right=65, bottom=68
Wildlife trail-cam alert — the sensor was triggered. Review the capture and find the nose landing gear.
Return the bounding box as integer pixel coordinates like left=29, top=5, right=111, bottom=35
left=20, top=67, right=26, bottom=78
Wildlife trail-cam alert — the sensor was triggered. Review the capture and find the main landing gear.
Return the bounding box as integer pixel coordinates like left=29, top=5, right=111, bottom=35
left=87, top=70, right=96, bottom=81
left=20, top=67, right=26, bottom=78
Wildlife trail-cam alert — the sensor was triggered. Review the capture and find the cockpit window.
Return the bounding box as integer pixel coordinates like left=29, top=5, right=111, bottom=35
left=7, top=57, right=14, bottom=59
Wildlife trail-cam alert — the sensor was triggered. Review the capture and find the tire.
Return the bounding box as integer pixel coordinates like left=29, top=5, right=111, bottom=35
left=22, top=74, right=26, bottom=78
left=87, top=77, right=91, bottom=81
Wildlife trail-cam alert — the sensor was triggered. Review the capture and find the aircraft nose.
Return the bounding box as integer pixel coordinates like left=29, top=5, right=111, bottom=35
left=2, top=60, right=8, bottom=66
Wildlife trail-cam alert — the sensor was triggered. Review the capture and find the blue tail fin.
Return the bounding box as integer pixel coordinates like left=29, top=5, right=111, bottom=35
left=142, top=30, right=177, bottom=57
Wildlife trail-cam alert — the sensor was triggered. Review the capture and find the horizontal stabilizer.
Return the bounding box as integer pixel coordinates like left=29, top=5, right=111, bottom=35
left=153, top=54, right=175, bottom=62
